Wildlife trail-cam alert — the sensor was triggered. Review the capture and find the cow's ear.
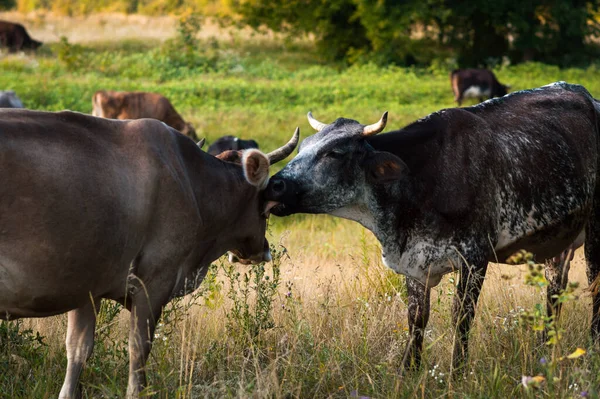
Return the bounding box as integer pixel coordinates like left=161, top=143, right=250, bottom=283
left=364, top=151, right=408, bottom=183
left=242, top=149, right=270, bottom=189
left=216, top=150, right=242, bottom=164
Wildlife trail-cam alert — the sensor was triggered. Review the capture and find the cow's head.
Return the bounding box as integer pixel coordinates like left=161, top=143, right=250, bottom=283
left=224, top=128, right=299, bottom=264
left=181, top=122, right=198, bottom=141
left=496, top=84, right=510, bottom=97
left=264, top=112, right=407, bottom=217
left=240, top=138, right=259, bottom=151
left=29, top=39, right=43, bottom=50
left=93, top=91, right=123, bottom=119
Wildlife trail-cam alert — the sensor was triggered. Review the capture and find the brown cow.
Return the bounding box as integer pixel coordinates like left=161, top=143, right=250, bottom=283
left=0, top=20, right=42, bottom=53
left=0, top=108, right=299, bottom=398
left=92, top=90, right=197, bottom=140
left=450, top=68, right=509, bottom=106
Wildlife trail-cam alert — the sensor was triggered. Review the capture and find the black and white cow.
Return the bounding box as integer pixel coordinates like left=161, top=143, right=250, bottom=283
left=451, top=68, right=509, bottom=106
left=0, top=90, right=23, bottom=108
left=264, top=82, right=600, bottom=370
left=207, top=135, right=259, bottom=156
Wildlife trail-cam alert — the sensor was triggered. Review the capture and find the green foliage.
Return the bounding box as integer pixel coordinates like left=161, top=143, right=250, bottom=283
left=231, top=0, right=600, bottom=67
left=156, top=13, right=224, bottom=76
left=54, top=36, right=86, bottom=70
left=224, top=243, right=283, bottom=345
left=0, top=320, right=48, bottom=397
left=0, top=0, right=15, bottom=10
left=0, top=320, right=46, bottom=363
left=516, top=251, right=588, bottom=396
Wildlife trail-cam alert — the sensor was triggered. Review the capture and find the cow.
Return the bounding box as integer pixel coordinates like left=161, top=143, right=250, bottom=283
left=0, top=108, right=299, bottom=398
left=0, top=90, right=23, bottom=108
left=0, top=20, right=42, bottom=53
left=263, top=82, right=600, bottom=372
left=92, top=90, right=198, bottom=141
left=450, top=68, right=509, bottom=106
left=207, top=135, right=259, bottom=156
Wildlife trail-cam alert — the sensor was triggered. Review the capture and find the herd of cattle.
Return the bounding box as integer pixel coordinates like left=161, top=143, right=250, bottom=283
left=0, top=18, right=597, bottom=399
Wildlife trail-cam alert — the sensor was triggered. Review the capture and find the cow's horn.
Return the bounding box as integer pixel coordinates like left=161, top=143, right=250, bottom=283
left=268, top=127, right=300, bottom=165
left=362, top=111, right=388, bottom=136
left=196, top=138, right=205, bottom=148
left=307, top=112, right=328, bottom=132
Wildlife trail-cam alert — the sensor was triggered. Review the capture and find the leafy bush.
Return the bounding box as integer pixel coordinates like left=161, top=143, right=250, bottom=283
left=54, top=36, right=86, bottom=71
left=224, top=243, right=284, bottom=346
left=0, top=320, right=46, bottom=363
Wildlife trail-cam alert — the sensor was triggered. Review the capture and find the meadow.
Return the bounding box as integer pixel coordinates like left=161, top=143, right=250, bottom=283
left=1, top=12, right=600, bottom=399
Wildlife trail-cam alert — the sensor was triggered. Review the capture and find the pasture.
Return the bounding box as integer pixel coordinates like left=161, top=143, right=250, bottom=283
left=1, top=12, right=600, bottom=399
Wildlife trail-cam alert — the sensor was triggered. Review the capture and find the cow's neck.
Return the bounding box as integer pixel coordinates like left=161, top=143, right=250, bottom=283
left=190, top=159, right=259, bottom=260
left=330, top=181, right=416, bottom=263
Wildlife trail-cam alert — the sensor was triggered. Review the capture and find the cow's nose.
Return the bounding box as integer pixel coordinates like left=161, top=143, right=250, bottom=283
left=270, top=179, right=286, bottom=196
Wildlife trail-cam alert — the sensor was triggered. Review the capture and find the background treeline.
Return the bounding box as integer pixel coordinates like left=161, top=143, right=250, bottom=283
left=3, top=0, right=600, bottom=68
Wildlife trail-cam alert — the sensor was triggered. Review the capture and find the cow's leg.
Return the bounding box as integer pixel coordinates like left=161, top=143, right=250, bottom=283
left=545, top=249, right=572, bottom=324
left=586, top=219, right=600, bottom=341
left=126, top=284, right=167, bottom=398
left=401, top=277, right=431, bottom=369
left=11, top=34, right=23, bottom=54
left=451, top=261, right=488, bottom=373
left=58, top=299, right=98, bottom=399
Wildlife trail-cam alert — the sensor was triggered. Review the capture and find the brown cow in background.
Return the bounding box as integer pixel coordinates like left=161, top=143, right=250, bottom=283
left=0, top=20, right=42, bottom=53
left=92, top=90, right=197, bottom=140
left=450, top=68, right=509, bottom=106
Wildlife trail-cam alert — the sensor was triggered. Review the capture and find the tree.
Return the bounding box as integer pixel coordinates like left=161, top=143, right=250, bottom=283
left=231, top=0, right=600, bottom=67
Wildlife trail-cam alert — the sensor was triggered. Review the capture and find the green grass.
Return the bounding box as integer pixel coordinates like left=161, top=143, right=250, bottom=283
left=2, top=21, right=600, bottom=399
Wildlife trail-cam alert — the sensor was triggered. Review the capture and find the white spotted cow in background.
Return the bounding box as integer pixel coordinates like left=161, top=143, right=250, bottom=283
left=451, top=68, right=509, bottom=106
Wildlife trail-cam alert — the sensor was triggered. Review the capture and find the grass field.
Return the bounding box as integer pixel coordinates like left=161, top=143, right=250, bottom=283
left=1, top=12, right=600, bottom=399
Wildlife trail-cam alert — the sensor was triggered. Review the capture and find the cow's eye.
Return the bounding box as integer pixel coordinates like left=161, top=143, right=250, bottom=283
left=325, top=150, right=345, bottom=159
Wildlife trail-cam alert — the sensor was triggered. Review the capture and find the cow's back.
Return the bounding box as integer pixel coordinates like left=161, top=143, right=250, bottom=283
left=442, top=83, right=597, bottom=259
left=94, top=91, right=186, bottom=130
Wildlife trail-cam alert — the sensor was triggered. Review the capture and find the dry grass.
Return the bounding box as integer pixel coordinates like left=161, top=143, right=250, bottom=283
left=0, top=11, right=282, bottom=43
left=9, top=228, right=595, bottom=398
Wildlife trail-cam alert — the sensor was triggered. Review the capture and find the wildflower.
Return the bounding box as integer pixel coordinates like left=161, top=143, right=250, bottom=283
left=350, top=390, right=371, bottom=399
left=566, top=348, right=586, bottom=359
left=581, top=391, right=589, bottom=397
left=540, top=357, right=547, bottom=365
left=522, top=375, right=545, bottom=389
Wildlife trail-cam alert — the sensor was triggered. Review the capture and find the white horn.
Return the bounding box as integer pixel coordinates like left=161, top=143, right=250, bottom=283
left=307, top=112, right=328, bottom=132
left=362, top=111, right=388, bottom=136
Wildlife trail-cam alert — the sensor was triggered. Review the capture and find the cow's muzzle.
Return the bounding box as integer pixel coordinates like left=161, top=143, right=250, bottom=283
left=263, top=177, right=299, bottom=216
left=228, top=242, right=272, bottom=265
